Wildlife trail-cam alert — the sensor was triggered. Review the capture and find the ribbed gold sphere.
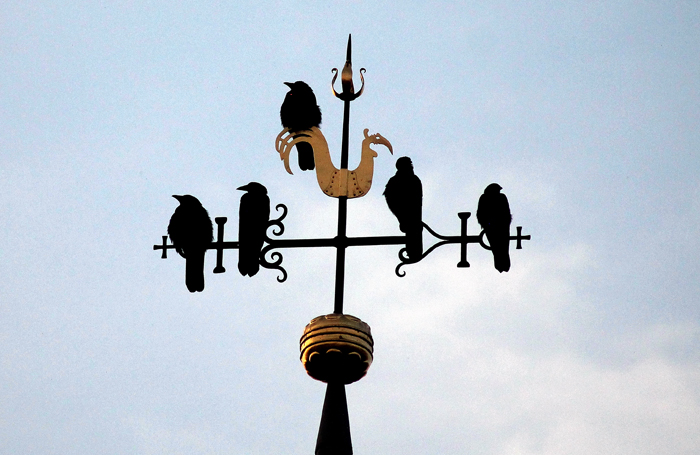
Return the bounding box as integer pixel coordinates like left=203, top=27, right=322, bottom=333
left=300, top=314, right=373, bottom=384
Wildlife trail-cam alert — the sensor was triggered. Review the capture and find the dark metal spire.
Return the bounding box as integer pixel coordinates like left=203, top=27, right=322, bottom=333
left=316, top=383, right=353, bottom=455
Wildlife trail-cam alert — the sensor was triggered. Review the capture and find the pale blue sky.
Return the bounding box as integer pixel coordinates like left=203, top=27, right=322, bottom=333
left=1, top=1, right=699, bottom=454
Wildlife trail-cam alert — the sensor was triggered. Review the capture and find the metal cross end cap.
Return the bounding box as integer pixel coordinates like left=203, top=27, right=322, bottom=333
left=300, top=314, right=374, bottom=384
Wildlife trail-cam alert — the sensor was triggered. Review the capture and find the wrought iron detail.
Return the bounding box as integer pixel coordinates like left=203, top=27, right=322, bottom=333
left=267, top=203, right=288, bottom=237
left=331, top=35, right=365, bottom=102
left=259, top=248, right=287, bottom=283
left=394, top=213, right=531, bottom=277
left=260, top=204, right=289, bottom=282
left=155, top=209, right=531, bottom=280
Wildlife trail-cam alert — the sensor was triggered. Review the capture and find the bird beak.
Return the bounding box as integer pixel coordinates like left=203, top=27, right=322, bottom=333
left=374, top=135, right=393, bottom=155
left=236, top=185, right=249, bottom=191
left=284, top=82, right=293, bottom=89
left=172, top=194, right=183, bottom=202
left=385, top=141, right=394, bottom=155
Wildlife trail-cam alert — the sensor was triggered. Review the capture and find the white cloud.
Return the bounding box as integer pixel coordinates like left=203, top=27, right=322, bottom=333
left=342, top=240, right=700, bottom=455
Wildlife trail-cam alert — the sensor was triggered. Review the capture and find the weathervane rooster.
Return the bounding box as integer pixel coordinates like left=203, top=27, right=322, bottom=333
left=275, top=127, right=392, bottom=198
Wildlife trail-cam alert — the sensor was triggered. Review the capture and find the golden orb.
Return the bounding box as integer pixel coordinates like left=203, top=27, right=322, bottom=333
left=300, top=314, right=373, bottom=384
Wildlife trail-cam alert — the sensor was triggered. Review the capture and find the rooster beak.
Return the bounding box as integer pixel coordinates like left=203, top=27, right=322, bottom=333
left=374, top=135, right=393, bottom=154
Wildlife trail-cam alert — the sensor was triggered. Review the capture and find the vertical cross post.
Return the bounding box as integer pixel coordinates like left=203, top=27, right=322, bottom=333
left=333, top=97, right=351, bottom=314
left=332, top=36, right=355, bottom=316
left=334, top=196, right=347, bottom=314
left=213, top=217, right=227, bottom=274
left=322, top=34, right=357, bottom=455
left=156, top=235, right=169, bottom=259
left=513, top=226, right=531, bottom=249
left=457, top=212, right=471, bottom=268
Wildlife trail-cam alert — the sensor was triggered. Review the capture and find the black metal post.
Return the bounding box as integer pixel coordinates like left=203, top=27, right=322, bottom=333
left=334, top=196, right=347, bottom=314
left=333, top=38, right=354, bottom=315
left=315, top=382, right=353, bottom=455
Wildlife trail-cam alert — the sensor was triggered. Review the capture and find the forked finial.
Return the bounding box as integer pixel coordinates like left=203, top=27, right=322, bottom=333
left=332, top=34, right=365, bottom=101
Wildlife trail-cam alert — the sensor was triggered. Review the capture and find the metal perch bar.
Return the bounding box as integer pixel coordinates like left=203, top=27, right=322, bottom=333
left=153, top=212, right=530, bottom=278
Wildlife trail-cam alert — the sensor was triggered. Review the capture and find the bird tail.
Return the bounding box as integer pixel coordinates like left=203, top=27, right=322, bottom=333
left=296, top=142, right=315, bottom=171
left=238, top=249, right=261, bottom=277
left=238, top=260, right=260, bottom=277
left=406, top=229, right=423, bottom=262
left=493, top=234, right=511, bottom=273
left=485, top=230, right=511, bottom=273
left=185, top=250, right=206, bottom=292
left=494, top=250, right=511, bottom=273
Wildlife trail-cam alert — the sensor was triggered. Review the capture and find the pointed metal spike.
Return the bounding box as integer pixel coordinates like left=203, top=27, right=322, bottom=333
left=346, top=34, right=352, bottom=63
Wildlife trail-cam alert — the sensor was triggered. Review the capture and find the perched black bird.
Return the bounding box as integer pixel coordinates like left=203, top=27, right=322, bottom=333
left=280, top=81, right=322, bottom=171
left=384, top=157, right=423, bottom=260
left=477, top=183, right=512, bottom=273
left=237, top=182, right=270, bottom=277
left=168, top=195, right=213, bottom=292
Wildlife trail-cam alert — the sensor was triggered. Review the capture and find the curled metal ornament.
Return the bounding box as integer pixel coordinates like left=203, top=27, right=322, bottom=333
left=393, top=217, right=529, bottom=276
left=394, top=239, right=450, bottom=277
left=267, top=203, right=288, bottom=237
left=331, top=67, right=365, bottom=101
left=260, top=204, right=289, bottom=282
left=395, top=247, right=410, bottom=277
left=260, top=248, right=287, bottom=283
left=331, top=68, right=339, bottom=96
left=393, top=222, right=468, bottom=277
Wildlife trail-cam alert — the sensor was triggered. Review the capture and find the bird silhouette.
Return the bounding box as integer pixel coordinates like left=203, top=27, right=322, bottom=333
left=237, top=182, right=270, bottom=277
left=477, top=183, right=512, bottom=273
left=384, top=157, right=423, bottom=261
left=280, top=81, right=322, bottom=171
left=168, top=195, right=213, bottom=292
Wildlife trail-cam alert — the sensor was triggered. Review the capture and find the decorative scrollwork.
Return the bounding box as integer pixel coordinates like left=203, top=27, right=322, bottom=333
left=356, top=68, right=366, bottom=98
left=394, top=221, right=493, bottom=277
left=331, top=68, right=340, bottom=97
left=421, top=240, right=451, bottom=261
left=259, top=204, right=289, bottom=282
left=394, top=223, right=446, bottom=277
left=395, top=247, right=409, bottom=277
left=394, top=238, right=455, bottom=277
left=267, top=203, right=288, bottom=238
left=260, top=246, right=287, bottom=283
left=422, top=222, right=450, bottom=241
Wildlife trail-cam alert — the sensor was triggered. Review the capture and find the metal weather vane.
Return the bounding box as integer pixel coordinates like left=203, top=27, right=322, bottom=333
left=153, top=34, right=531, bottom=455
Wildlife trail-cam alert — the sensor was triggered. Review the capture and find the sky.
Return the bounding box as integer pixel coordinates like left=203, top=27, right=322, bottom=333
left=1, top=1, right=699, bottom=454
